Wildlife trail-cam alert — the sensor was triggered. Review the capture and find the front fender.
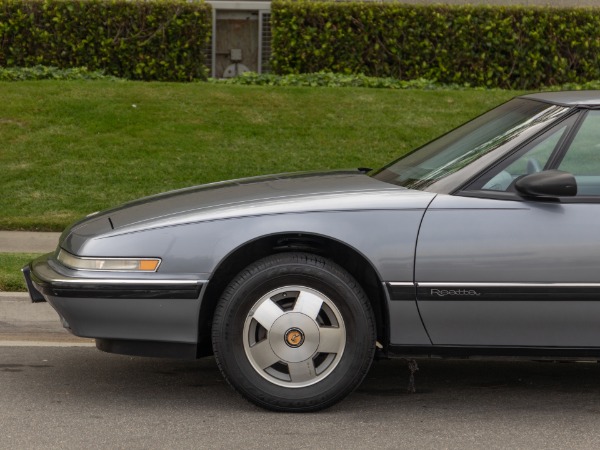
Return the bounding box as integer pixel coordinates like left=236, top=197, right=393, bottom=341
left=65, top=209, right=426, bottom=282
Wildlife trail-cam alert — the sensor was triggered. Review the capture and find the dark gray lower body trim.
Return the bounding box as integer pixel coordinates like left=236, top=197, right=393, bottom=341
left=96, top=339, right=199, bottom=359
left=27, top=260, right=203, bottom=300
left=37, top=283, right=202, bottom=300
left=417, top=283, right=600, bottom=301
left=389, top=344, right=600, bottom=360
left=386, top=282, right=415, bottom=301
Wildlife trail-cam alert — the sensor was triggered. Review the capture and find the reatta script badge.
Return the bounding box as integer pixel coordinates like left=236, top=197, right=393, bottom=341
left=431, top=289, right=481, bottom=297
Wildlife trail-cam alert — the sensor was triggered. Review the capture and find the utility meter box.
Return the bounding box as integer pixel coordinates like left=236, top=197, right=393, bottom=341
left=230, top=49, right=242, bottom=62
left=206, top=1, right=271, bottom=78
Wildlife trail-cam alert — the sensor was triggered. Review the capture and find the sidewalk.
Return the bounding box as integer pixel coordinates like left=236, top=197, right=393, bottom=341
left=0, top=231, right=93, bottom=344
left=0, top=231, right=61, bottom=253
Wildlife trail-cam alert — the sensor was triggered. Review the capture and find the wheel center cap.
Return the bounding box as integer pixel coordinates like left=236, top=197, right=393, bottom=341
left=284, top=328, right=305, bottom=348
left=270, top=313, right=319, bottom=362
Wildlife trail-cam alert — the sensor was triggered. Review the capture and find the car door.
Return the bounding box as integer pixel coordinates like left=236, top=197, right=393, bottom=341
left=415, top=109, right=600, bottom=348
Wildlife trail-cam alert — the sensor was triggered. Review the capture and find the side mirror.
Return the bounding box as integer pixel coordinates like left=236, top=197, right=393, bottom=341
left=515, top=170, right=577, bottom=198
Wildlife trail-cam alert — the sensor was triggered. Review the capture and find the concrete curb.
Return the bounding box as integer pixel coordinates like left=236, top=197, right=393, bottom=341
left=0, top=292, right=60, bottom=322
left=0, top=292, right=94, bottom=344
left=0, top=242, right=95, bottom=344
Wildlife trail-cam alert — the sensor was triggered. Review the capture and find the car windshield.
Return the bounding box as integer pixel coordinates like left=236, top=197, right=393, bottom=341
left=371, top=99, right=569, bottom=190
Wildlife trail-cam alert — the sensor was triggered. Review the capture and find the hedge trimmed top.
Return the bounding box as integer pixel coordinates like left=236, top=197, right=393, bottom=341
left=1, top=0, right=599, bottom=87
left=272, top=1, right=600, bottom=89
left=0, top=0, right=212, bottom=81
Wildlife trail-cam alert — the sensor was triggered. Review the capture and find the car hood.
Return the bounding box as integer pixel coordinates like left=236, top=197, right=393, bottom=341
left=66, top=170, right=435, bottom=238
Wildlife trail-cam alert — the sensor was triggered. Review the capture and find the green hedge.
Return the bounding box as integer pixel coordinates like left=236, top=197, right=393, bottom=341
left=271, top=2, right=600, bottom=89
left=0, top=65, right=123, bottom=80
left=0, top=0, right=211, bottom=81
left=212, top=71, right=600, bottom=91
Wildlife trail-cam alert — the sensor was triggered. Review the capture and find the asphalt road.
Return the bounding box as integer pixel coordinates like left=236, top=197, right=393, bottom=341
left=3, top=294, right=600, bottom=448
left=3, top=346, right=600, bottom=448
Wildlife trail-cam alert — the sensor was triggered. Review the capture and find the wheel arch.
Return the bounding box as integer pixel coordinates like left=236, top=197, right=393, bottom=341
left=196, top=232, right=389, bottom=357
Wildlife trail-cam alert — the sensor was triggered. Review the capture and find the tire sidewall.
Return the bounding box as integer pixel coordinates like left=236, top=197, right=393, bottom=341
left=213, top=254, right=375, bottom=410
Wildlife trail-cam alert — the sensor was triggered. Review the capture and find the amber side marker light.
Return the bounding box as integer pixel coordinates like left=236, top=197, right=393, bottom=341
left=57, top=250, right=161, bottom=272
left=138, top=259, right=161, bottom=272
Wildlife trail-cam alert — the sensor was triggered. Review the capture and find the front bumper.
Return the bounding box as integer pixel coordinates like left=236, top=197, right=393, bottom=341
left=24, top=254, right=203, bottom=300
left=23, top=253, right=206, bottom=344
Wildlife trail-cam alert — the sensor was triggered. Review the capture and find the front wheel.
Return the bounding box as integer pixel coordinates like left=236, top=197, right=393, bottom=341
left=212, top=252, right=376, bottom=412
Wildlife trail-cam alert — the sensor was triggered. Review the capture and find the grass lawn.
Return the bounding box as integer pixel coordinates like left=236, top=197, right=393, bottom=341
left=0, top=253, right=43, bottom=292
left=1, top=81, right=519, bottom=231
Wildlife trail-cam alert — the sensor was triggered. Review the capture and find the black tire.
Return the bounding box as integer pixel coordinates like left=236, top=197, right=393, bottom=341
left=211, top=252, right=376, bottom=412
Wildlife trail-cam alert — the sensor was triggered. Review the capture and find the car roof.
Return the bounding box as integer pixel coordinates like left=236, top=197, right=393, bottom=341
left=520, top=90, right=600, bottom=107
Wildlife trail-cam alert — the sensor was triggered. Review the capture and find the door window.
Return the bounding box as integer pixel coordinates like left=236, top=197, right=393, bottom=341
left=481, top=124, right=569, bottom=191
left=468, top=110, right=600, bottom=197
left=556, top=111, right=600, bottom=195
left=471, top=116, right=575, bottom=192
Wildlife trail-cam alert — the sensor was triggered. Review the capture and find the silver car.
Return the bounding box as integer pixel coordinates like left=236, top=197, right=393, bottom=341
left=24, top=91, right=600, bottom=411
